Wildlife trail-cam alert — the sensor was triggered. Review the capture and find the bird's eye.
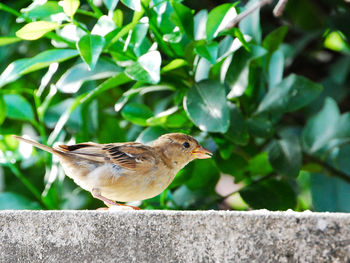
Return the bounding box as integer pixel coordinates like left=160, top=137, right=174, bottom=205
left=183, top=142, right=190, bottom=148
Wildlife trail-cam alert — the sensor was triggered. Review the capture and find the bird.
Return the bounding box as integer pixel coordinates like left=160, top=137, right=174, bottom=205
left=13, top=133, right=212, bottom=210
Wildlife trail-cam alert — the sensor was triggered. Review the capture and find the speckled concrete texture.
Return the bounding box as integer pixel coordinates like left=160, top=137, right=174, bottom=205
left=0, top=210, right=349, bottom=262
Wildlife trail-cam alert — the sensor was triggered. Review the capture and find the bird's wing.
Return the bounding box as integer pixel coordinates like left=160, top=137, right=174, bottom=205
left=57, top=142, right=158, bottom=170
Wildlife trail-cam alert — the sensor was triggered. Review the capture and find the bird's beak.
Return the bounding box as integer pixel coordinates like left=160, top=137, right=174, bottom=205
left=191, top=146, right=213, bottom=159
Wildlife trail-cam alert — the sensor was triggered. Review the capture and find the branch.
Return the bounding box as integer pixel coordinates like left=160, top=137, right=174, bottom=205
left=273, top=0, right=289, bottom=17
left=304, top=153, right=350, bottom=184
left=212, top=173, right=275, bottom=205
left=223, top=0, right=289, bottom=30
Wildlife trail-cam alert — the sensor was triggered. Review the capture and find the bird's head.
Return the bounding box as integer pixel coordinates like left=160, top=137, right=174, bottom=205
left=152, top=133, right=212, bottom=168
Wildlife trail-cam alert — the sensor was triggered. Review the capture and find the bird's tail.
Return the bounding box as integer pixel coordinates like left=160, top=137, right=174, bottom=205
left=12, top=135, right=61, bottom=155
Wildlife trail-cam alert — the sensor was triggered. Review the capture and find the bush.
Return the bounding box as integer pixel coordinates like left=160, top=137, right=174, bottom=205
left=0, top=0, right=349, bottom=211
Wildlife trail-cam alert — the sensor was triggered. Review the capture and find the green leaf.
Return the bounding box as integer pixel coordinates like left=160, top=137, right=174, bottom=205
left=268, top=50, right=284, bottom=88
left=0, top=37, right=21, bottom=46
left=311, top=172, right=350, bottom=212
left=161, top=59, right=187, bottom=73
left=239, top=0, right=262, bottom=43
left=194, top=57, right=211, bottom=82
left=172, top=185, right=210, bottom=209
left=263, top=26, right=289, bottom=52
left=171, top=2, right=194, bottom=40
left=194, top=42, right=218, bottom=64
left=248, top=152, right=273, bottom=176
left=240, top=179, right=297, bottom=210
left=16, top=21, right=59, bottom=40
left=268, top=134, right=302, bottom=177
left=77, top=34, right=105, bottom=70
left=23, top=1, right=63, bottom=20
left=0, top=95, right=6, bottom=125
left=136, top=126, right=168, bottom=143
left=206, top=3, right=237, bottom=41
left=194, top=9, right=207, bottom=40
left=92, top=15, right=116, bottom=36
left=184, top=80, right=230, bottom=133
left=225, top=103, right=249, bottom=145
left=257, top=74, right=323, bottom=114
left=0, top=49, right=78, bottom=88
left=3, top=94, right=34, bottom=122
left=226, top=44, right=267, bottom=98
left=104, top=0, right=119, bottom=11
left=146, top=106, right=179, bottom=126
left=186, top=159, right=220, bottom=190
left=120, top=0, right=141, bottom=11
left=302, top=98, right=340, bottom=154
left=246, top=115, right=273, bottom=138
left=215, top=153, right=247, bottom=180
left=121, top=103, right=153, bottom=126
left=56, top=58, right=123, bottom=93
left=63, top=0, right=80, bottom=18
left=125, top=51, right=161, bottom=84
left=0, top=192, right=41, bottom=210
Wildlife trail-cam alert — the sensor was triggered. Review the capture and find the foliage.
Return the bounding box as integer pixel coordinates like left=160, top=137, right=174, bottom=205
left=0, top=0, right=349, bottom=211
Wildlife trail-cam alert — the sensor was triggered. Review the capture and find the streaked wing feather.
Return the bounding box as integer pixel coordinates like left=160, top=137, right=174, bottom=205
left=57, top=142, right=156, bottom=170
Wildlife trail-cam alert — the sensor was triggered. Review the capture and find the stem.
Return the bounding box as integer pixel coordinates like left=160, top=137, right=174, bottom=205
left=223, top=0, right=273, bottom=30
left=76, top=9, right=99, bottom=18
left=304, top=153, right=350, bottom=184
left=86, top=0, right=103, bottom=18
left=0, top=3, right=30, bottom=22
left=6, top=163, right=52, bottom=209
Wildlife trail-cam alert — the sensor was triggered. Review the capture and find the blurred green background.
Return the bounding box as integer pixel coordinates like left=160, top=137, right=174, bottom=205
left=0, top=0, right=350, bottom=211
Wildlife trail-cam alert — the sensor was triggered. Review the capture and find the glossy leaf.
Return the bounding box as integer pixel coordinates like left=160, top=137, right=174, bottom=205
left=120, top=0, right=141, bottom=11
left=121, top=103, right=154, bottom=126
left=63, top=0, right=80, bottom=17
left=136, top=126, right=168, bottom=143
left=184, top=80, right=230, bottom=133
left=311, top=172, right=350, bottom=212
left=239, top=0, right=261, bottom=43
left=268, top=134, right=302, bottom=177
left=240, top=179, right=297, bottom=210
left=91, top=15, right=116, bottom=37
left=23, top=1, right=63, bottom=19
left=171, top=2, right=194, bottom=39
left=225, top=103, right=249, bottom=145
left=257, top=74, right=323, bottom=114
left=206, top=3, right=237, bottom=41
left=77, top=34, right=105, bottom=70
left=194, top=10, right=208, bottom=41
left=246, top=115, right=273, bottom=138
left=194, top=42, right=218, bottom=64
left=268, top=50, right=284, bottom=88
left=4, top=94, right=34, bottom=122
left=104, top=0, right=119, bottom=11
left=302, top=98, right=340, bottom=154
left=0, top=49, right=78, bottom=88
left=226, top=45, right=267, bottom=98
left=263, top=26, right=289, bottom=52
left=56, top=58, right=123, bottom=93
left=16, top=21, right=59, bottom=40
left=125, top=51, right=161, bottom=84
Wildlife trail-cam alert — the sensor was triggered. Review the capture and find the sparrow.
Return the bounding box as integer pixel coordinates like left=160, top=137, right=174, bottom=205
left=13, top=133, right=212, bottom=210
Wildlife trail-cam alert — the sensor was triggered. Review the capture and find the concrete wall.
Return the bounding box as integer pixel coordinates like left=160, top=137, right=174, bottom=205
left=0, top=210, right=349, bottom=262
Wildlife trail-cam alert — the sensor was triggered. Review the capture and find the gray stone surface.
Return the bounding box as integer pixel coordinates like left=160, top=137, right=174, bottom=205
left=0, top=210, right=349, bottom=262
